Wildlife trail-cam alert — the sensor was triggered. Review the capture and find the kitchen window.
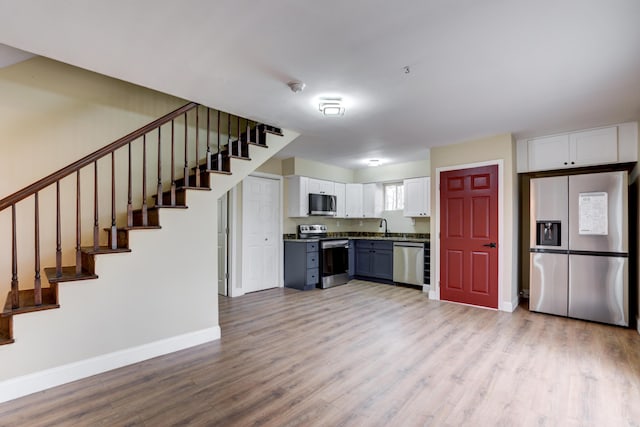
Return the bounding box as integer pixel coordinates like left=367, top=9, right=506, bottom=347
left=384, top=182, right=404, bottom=211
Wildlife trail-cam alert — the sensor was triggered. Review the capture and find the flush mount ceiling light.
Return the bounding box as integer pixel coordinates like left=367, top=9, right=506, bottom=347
left=318, top=98, right=345, bottom=116
left=368, top=159, right=380, bottom=167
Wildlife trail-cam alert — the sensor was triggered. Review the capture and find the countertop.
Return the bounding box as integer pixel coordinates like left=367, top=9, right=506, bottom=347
left=284, top=236, right=430, bottom=243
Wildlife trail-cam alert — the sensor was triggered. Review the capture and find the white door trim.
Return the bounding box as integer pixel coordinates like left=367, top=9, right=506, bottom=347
left=249, top=172, right=284, bottom=288
left=431, top=159, right=506, bottom=311
left=236, top=173, right=283, bottom=295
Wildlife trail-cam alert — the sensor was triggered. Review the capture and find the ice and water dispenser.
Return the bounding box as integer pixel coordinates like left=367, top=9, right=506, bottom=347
left=536, top=221, right=561, bottom=246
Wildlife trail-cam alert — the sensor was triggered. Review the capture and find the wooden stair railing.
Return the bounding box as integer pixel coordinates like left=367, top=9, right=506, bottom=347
left=0, top=101, right=282, bottom=345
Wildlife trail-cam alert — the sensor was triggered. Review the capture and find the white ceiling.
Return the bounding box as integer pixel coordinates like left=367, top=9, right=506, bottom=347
left=1, top=0, right=639, bottom=169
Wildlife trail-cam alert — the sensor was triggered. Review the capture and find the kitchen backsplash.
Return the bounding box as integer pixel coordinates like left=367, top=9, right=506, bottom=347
left=283, top=231, right=430, bottom=240
left=284, top=210, right=430, bottom=236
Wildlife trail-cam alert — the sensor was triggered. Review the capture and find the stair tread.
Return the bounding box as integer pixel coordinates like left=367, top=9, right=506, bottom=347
left=228, top=155, right=252, bottom=160
left=2, top=289, right=59, bottom=317
left=175, top=186, right=211, bottom=191
left=0, top=336, right=14, bottom=346
left=151, top=204, right=189, bottom=209
left=121, top=225, right=162, bottom=231
left=81, top=246, right=132, bottom=255
left=44, top=267, right=98, bottom=283
left=132, top=206, right=188, bottom=214
left=103, top=225, right=162, bottom=231
left=204, top=169, right=232, bottom=175
left=248, top=142, right=269, bottom=148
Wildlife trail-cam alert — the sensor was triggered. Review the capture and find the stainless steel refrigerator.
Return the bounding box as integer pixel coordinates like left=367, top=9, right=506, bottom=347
left=529, top=171, right=629, bottom=326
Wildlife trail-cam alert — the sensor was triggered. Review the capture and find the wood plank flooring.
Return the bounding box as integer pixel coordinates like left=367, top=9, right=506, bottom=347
left=1, top=280, right=640, bottom=426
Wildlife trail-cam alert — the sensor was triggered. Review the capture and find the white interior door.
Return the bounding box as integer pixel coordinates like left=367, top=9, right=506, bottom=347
left=217, top=193, right=228, bottom=296
left=242, top=175, right=280, bottom=293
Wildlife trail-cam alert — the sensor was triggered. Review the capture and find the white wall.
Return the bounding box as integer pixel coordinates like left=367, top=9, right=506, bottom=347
left=0, top=190, right=219, bottom=402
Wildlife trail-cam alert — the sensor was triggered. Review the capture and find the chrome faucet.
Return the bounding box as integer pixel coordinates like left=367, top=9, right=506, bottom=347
left=380, top=218, right=388, bottom=237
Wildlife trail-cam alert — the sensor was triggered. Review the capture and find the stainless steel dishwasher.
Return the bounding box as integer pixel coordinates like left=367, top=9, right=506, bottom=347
left=393, top=242, right=424, bottom=286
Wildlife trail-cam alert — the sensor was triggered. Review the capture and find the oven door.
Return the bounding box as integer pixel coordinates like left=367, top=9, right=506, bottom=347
left=320, top=240, right=350, bottom=288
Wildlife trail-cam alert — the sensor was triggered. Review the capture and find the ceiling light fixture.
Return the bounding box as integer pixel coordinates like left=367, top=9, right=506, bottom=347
left=368, top=159, right=380, bottom=167
left=319, top=99, right=345, bottom=116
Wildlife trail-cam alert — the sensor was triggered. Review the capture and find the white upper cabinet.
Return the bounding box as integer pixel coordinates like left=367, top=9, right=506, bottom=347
left=527, top=134, right=571, bottom=171
left=517, top=122, right=637, bottom=173
left=334, top=182, right=346, bottom=218
left=286, top=176, right=309, bottom=217
left=403, top=177, right=430, bottom=217
left=362, top=183, right=383, bottom=218
left=345, top=183, right=363, bottom=218
left=569, top=126, right=618, bottom=166
left=308, top=178, right=335, bottom=195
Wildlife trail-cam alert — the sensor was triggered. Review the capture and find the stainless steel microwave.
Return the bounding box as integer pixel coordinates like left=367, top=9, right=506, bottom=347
left=309, top=193, right=336, bottom=216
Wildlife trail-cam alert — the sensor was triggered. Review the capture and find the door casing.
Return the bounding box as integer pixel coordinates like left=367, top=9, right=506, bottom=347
left=432, top=160, right=506, bottom=311
left=230, top=172, right=283, bottom=297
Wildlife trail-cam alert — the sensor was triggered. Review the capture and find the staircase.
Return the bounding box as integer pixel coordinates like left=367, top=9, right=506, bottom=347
left=0, top=102, right=286, bottom=346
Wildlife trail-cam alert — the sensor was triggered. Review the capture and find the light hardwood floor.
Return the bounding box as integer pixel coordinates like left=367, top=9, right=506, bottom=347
left=1, top=280, right=640, bottom=426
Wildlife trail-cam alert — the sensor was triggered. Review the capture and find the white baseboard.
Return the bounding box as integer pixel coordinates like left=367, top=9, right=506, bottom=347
left=0, top=326, right=220, bottom=404
left=500, top=296, right=520, bottom=313
left=428, top=289, right=439, bottom=300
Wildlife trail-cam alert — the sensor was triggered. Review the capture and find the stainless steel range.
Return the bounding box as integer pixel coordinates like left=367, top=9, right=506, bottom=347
left=298, top=224, right=350, bottom=289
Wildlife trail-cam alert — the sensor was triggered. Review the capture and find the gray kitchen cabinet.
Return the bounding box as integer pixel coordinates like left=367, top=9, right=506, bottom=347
left=353, top=239, right=393, bottom=282
left=284, top=241, right=319, bottom=290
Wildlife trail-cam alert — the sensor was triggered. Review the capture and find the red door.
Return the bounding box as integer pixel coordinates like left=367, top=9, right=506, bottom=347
left=440, top=165, right=498, bottom=308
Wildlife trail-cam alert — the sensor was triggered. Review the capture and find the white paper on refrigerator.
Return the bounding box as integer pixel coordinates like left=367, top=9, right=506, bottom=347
left=578, top=192, right=608, bottom=235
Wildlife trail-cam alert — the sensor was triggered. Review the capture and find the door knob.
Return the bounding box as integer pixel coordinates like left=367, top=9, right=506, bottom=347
left=483, top=242, right=497, bottom=248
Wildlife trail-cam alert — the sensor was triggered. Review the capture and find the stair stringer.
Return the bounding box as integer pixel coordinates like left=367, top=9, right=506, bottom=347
left=0, top=128, right=300, bottom=404
left=210, top=129, right=299, bottom=199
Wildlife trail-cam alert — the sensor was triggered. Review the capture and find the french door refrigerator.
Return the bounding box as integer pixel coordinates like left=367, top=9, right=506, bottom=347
left=529, top=171, right=628, bottom=326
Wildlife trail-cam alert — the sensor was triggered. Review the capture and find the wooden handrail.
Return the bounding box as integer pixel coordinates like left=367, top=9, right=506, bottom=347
left=0, top=102, right=198, bottom=212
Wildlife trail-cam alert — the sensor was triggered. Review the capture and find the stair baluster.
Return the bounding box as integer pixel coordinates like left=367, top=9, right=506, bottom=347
left=11, top=204, right=19, bottom=309
left=110, top=153, right=117, bottom=250
left=56, top=181, right=62, bottom=277
left=76, top=171, right=82, bottom=275
left=195, top=108, right=200, bottom=187
left=127, top=143, right=133, bottom=227
left=170, top=120, right=176, bottom=206
left=217, top=110, right=222, bottom=171
left=93, top=161, right=99, bottom=250
left=206, top=108, right=212, bottom=170
left=142, top=135, right=148, bottom=226
left=183, top=112, right=189, bottom=187
left=156, top=127, right=163, bottom=207
left=34, top=192, right=42, bottom=306
left=227, top=113, right=233, bottom=157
